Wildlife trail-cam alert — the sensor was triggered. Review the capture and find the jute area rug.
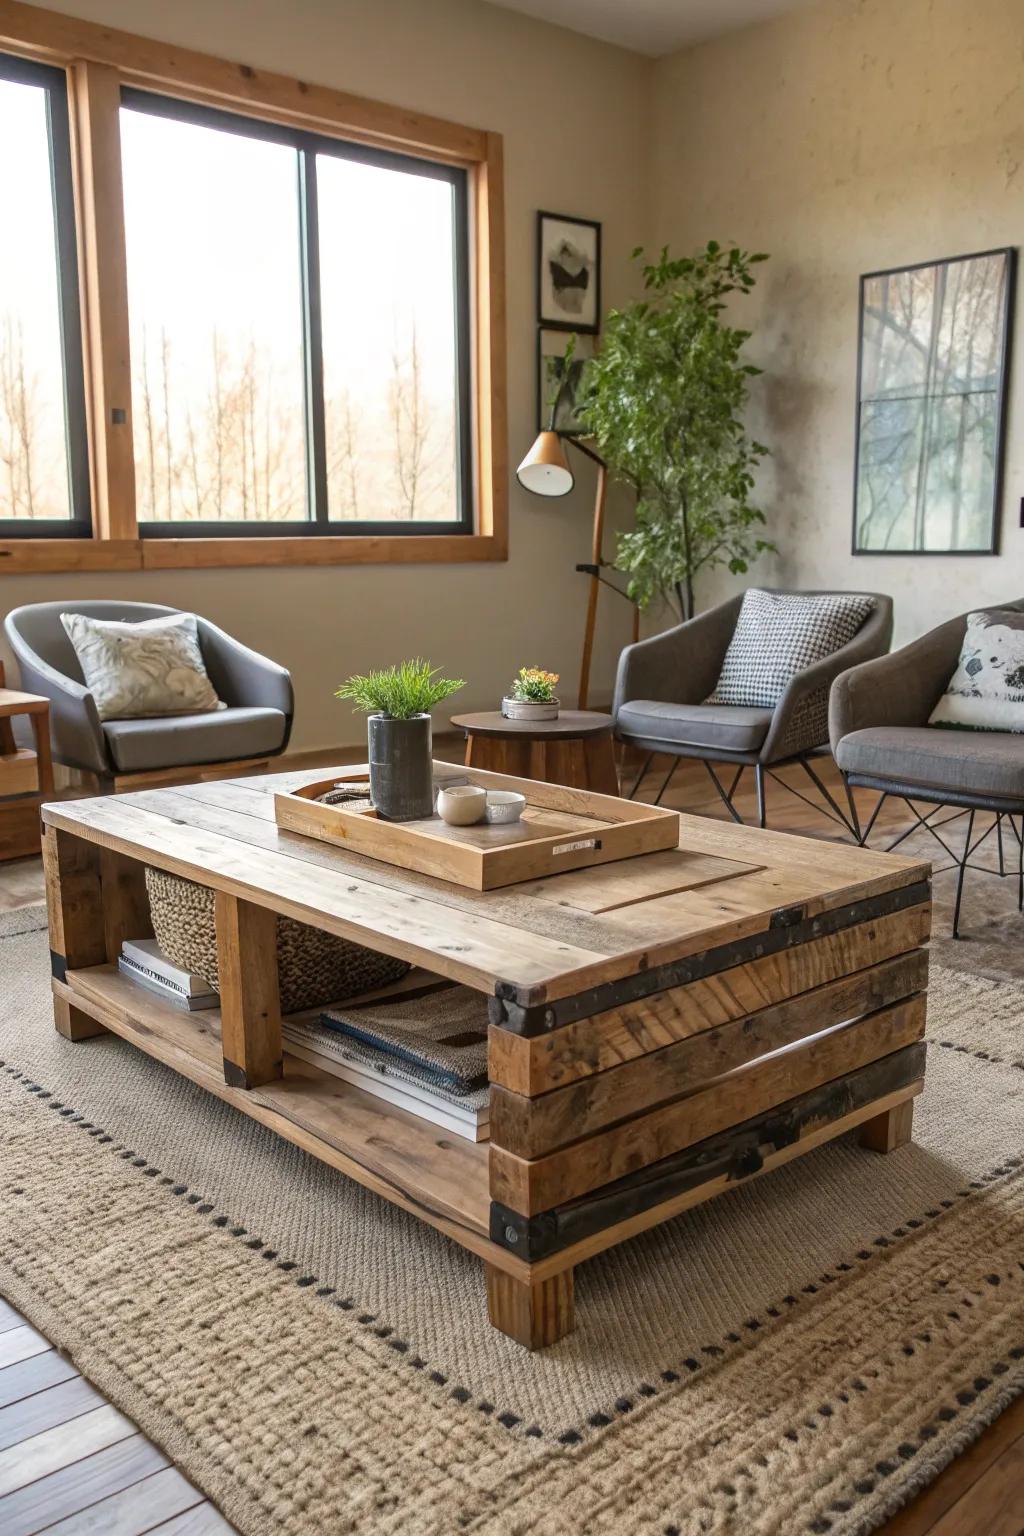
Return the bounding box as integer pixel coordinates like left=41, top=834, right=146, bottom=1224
left=2, top=903, right=1024, bottom=1536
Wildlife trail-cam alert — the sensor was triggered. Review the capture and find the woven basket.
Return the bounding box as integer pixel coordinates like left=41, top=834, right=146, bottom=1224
left=144, top=867, right=410, bottom=1014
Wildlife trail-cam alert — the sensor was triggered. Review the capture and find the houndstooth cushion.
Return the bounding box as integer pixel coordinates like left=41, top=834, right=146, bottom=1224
left=707, top=590, right=874, bottom=709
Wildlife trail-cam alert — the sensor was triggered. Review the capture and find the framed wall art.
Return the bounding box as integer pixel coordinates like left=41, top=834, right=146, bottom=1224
left=537, top=330, right=595, bottom=435
left=853, top=246, right=1015, bottom=555
left=537, top=210, right=601, bottom=333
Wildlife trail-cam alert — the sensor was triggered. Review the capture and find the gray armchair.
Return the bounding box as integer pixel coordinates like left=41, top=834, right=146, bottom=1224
left=613, top=588, right=893, bottom=826
left=830, top=600, right=1024, bottom=936
left=4, top=601, right=293, bottom=791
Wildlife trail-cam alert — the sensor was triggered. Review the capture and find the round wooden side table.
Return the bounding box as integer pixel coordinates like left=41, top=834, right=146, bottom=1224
left=449, top=710, right=619, bottom=795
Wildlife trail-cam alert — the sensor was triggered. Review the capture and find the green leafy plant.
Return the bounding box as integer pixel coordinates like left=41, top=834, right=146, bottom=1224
left=577, top=241, right=773, bottom=620
left=509, top=667, right=559, bottom=703
left=335, top=658, right=466, bottom=719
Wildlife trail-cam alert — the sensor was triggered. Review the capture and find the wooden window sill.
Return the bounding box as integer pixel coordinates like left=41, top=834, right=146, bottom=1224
left=0, top=532, right=507, bottom=574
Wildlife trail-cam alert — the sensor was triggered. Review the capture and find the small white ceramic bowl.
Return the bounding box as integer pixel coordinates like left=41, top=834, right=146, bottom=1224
left=485, top=790, right=527, bottom=824
left=437, top=785, right=488, bottom=826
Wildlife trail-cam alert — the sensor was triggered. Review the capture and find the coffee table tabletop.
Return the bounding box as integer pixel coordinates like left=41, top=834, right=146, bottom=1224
left=41, top=763, right=932, bottom=1348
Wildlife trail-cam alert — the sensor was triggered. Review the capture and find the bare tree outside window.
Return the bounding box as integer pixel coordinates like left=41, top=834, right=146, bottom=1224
left=121, top=106, right=308, bottom=525
left=0, top=75, right=75, bottom=522
left=854, top=249, right=1014, bottom=553
left=120, top=102, right=465, bottom=531
left=316, top=151, right=460, bottom=524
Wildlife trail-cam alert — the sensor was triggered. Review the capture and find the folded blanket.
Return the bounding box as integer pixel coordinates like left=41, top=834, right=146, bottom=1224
left=319, top=981, right=489, bottom=1097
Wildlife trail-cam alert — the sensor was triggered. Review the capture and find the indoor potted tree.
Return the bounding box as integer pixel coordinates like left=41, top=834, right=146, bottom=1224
left=502, top=667, right=560, bottom=721
left=336, top=659, right=465, bottom=821
left=578, top=241, right=773, bottom=621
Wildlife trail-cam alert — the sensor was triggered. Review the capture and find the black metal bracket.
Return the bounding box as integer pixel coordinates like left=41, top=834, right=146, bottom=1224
left=50, top=951, right=67, bottom=984
left=573, top=563, right=638, bottom=607
left=488, top=1043, right=926, bottom=1262
left=490, top=878, right=930, bottom=1031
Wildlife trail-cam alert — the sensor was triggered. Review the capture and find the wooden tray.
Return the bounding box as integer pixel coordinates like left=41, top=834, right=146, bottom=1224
left=273, top=764, right=681, bottom=889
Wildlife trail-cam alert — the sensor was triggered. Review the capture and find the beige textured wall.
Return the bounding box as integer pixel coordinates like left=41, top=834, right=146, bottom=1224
left=1, top=0, right=652, bottom=749
left=652, top=0, right=1024, bottom=642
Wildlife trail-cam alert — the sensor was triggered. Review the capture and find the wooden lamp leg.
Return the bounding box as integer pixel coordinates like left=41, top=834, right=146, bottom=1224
left=485, top=1264, right=574, bottom=1350
left=577, top=461, right=607, bottom=711
left=859, top=1097, right=915, bottom=1153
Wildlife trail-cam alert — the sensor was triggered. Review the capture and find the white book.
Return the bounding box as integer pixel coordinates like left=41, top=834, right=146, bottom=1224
left=117, top=956, right=219, bottom=1012
left=284, top=1036, right=490, bottom=1143
left=121, top=938, right=215, bottom=999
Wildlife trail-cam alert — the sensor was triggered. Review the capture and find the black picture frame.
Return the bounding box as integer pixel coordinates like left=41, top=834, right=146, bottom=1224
left=536, top=330, right=595, bottom=436
left=852, top=245, right=1016, bottom=557
left=536, top=210, right=601, bottom=334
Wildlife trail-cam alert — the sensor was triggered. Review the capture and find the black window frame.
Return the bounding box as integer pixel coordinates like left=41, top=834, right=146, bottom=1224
left=121, top=88, right=474, bottom=540
left=0, top=51, right=91, bottom=539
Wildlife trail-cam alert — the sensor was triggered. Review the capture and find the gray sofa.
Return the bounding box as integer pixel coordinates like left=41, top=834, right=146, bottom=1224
left=613, top=588, right=893, bottom=826
left=830, top=600, right=1024, bottom=935
left=4, top=601, right=293, bottom=789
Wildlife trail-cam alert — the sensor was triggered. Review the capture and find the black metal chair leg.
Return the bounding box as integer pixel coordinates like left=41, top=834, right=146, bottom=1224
left=653, top=759, right=677, bottom=807
left=1018, top=816, right=1023, bottom=913
left=626, top=753, right=653, bottom=800
left=755, top=764, right=767, bottom=829
left=859, top=792, right=887, bottom=848
left=842, top=772, right=863, bottom=844
left=703, top=760, right=745, bottom=825
left=997, top=815, right=1005, bottom=877
left=951, top=808, right=975, bottom=940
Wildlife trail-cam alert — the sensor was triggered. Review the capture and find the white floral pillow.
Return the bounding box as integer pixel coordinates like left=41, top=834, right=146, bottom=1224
left=929, top=609, right=1024, bottom=733
left=61, top=611, right=222, bottom=722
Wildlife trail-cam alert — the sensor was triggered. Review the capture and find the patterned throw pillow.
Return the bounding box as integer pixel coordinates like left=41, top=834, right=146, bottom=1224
left=707, top=589, right=875, bottom=709
left=61, top=611, right=222, bottom=722
left=929, top=610, right=1024, bottom=733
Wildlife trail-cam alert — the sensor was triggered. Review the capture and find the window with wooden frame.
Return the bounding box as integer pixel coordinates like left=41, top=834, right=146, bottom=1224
left=0, top=0, right=506, bottom=573
left=0, top=49, right=90, bottom=538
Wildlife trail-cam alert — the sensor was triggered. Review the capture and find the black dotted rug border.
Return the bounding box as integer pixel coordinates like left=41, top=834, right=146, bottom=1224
left=3, top=1052, right=1023, bottom=1461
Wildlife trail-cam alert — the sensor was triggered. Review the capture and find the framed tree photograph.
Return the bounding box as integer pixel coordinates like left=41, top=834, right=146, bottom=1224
left=537, top=330, right=595, bottom=435
left=537, top=211, right=601, bottom=333
left=853, top=247, right=1015, bottom=555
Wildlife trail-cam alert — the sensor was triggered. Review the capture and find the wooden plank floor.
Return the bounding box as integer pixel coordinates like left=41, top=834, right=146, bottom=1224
left=1, top=744, right=1021, bottom=1534
left=0, top=1297, right=231, bottom=1536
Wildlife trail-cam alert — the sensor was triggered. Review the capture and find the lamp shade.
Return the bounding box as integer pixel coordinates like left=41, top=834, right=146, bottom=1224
left=516, top=431, right=574, bottom=497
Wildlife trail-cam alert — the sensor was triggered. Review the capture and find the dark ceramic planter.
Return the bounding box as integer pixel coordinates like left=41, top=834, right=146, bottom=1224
left=368, top=713, right=433, bottom=821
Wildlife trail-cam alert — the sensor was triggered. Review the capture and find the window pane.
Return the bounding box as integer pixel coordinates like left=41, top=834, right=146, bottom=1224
left=120, top=106, right=307, bottom=523
left=316, top=154, right=460, bottom=522
left=0, top=77, right=72, bottom=521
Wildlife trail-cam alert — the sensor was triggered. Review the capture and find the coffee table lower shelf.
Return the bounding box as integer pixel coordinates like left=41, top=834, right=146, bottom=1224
left=53, top=961, right=924, bottom=1352
left=56, top=963, right=496, bottom=1255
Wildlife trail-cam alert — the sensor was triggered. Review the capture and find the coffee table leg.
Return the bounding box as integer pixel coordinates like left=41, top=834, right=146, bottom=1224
left=215, top=892, right=283, bottom=1089
left=859, top=1098, right=915, bottom=1153
left=42, top=825, right=109, bottom=1041
left=485, top=1264, right=574, bottom=1350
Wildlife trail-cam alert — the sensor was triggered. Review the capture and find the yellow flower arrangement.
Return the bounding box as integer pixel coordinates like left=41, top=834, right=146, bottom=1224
left=510, top=666, right=560, bottom=704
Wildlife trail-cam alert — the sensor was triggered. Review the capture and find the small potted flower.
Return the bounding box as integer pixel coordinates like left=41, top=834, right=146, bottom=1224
left=502, top=667, right=560, bottom=722
left=336, top=659, right=465, bottom=821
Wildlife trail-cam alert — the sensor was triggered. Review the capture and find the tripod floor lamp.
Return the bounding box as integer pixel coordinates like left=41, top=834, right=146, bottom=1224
left=516, top=430, right=638, bottom=711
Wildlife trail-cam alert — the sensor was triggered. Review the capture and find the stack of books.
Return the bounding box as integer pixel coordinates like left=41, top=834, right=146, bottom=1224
left=118, top=938, right=219, bottom=1011
left=284, top=981, right=490, bottom=1142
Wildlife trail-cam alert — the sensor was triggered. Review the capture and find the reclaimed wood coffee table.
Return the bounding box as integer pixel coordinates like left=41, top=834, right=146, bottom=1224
left=41, top=764, right=930, bottom=1350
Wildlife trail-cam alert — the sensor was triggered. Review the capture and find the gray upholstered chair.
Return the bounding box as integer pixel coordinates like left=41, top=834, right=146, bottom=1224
left=4, top=601, right=293, bottom=791
left=613, top=588, right=893, bottom=826
left=830, top=600, right=1024, bottom=936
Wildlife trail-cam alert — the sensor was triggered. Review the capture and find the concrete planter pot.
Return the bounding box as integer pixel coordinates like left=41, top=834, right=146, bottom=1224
left=501, top=696, right=560, bottom=722
left=367, top=713, right=433, bottom=821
